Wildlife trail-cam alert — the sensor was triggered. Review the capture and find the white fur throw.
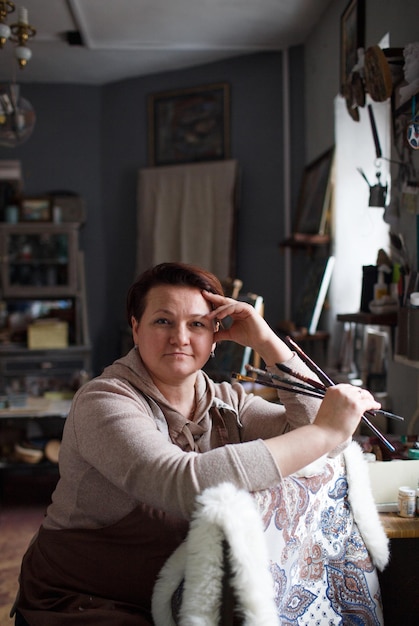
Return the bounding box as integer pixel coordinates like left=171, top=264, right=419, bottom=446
left=151, top=482, right=279, bottom=626
left=343, top=441, right=390, bottom=571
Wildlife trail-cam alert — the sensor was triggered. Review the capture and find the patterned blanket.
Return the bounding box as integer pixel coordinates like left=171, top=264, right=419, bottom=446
left=152, top=442, right=388, bottom=625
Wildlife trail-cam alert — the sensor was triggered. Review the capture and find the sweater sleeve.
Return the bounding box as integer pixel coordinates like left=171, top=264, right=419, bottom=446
left=57, top=379, right=281, bottom=522
left=47, top=353, right=326, bottom=528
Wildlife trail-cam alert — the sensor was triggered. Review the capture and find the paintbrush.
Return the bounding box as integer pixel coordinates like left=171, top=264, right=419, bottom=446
left=283, top=336, right=397, bottom=452
left=232, top=372, right=325, bottom=400
left=286, top=336, right=334, bottom=386
left=275, top=361, right=326, bottom=390
left=245, top=364, right=324, bottom=394
left=275, top=361, right=403, bottom=422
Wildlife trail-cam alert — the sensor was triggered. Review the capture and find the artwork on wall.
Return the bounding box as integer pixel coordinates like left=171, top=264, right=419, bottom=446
left=294, top=147, right=334, bottom=236
left=294, top=256, right=335, bottom=335
left=148, top=83, right=230, bottom=166
left=340, top=0, right=365, bottom=95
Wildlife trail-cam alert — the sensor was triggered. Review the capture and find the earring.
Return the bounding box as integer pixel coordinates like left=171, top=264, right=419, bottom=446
left=210, top=350, right=215, bottom=358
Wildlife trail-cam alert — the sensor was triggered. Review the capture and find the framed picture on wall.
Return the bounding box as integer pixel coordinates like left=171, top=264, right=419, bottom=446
left=294, top=147, right=334, bottom=236
left=148, top=83, right=230, bottom=166
left=340, top=0, right=365, bottom=94
left=294, top=256, right=335, bottom=335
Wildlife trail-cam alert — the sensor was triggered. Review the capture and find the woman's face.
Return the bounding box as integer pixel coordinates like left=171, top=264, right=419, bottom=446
left=131, top=285, right=217, bottom=386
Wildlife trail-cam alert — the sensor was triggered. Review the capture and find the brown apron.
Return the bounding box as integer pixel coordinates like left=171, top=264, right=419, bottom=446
left=16, top=405, right=241, bottom=625
left=17, top=503, right=188, bottom=625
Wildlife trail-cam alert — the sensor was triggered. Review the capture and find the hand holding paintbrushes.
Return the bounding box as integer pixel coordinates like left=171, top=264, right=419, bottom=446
left=282, top=336, right=401, bottom=451
left=233, top=337, right=403, bottom=453
left=204, top=289, right=400, bottom=452
left=241, top=363, right=403, bottom=424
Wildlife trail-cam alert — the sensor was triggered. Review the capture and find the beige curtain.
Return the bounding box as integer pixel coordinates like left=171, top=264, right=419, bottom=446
left=136, top=160, right=238, bottom=279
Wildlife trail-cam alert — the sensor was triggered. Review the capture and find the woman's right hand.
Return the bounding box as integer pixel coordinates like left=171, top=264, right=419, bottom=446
left=202, top=290, right=294, bottom=365
left=313, top=384, right=381, bottom=443
left=264, top=383, right=381, bottom=477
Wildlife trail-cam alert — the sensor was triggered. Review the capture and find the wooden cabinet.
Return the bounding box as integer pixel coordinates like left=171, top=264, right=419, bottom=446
left=0, top=222, right=79, bottom=297
left=0, top=222, right=90, bottom=483
left=0, top=345, right=91, bottom=396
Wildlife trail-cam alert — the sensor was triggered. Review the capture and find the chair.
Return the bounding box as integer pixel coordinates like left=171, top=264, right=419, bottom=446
left=152, top=444, right=389, bottom=625
left=151, top=483, right=278, bottom=626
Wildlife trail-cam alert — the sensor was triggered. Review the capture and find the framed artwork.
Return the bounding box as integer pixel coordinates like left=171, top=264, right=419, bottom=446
left=340, top=0, right=365, bottom=94
left=294, top=147, right=334, bottom=236
left=294, top=256, right=335, bottom=335
left=148, top=83, right=230, bottom=166
left=19, top=196, right=52, bottom=222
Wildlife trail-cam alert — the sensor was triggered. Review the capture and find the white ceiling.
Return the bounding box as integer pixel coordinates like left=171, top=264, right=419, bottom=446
left=0, top=0, right=332, bottom=85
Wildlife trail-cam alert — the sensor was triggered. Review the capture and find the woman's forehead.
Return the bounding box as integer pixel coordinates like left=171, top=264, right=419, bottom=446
left=145, top=284, right=211, bottom=313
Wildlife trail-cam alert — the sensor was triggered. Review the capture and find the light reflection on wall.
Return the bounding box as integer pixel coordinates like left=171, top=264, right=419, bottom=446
left=328, top=95, right=391, bottom=367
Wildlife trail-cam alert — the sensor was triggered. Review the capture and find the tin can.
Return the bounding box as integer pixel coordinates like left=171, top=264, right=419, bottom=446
left=5, top=205, right=18, bottom=223
left=398, top=486, right=416, bottom=518
left=53, top=205, right=62, bottom=224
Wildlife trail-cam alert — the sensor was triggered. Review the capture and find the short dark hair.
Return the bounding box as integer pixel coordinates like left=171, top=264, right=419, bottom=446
left=126, top=262, right=224, bottom=326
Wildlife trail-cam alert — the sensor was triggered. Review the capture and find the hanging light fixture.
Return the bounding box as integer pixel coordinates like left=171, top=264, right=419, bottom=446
left=0, top=1, right=14, bottom=47
left=0, top=2, right=36, bottom=68
left=10, top=6, right=36, bottom=68
left=0, top=83, right=36, bottom=147
left=0, top=4, right=36, bottom=147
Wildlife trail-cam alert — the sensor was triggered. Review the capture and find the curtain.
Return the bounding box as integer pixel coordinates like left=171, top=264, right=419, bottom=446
left=136, top=160, right=238, bottom=279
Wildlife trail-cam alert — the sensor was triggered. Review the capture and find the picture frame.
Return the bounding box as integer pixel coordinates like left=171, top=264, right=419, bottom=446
left=294, top=256, right=335, bottom=335
left=20, top=196, right=52, bottom=222
left=340, top=0, right=365, bottom=94
left=294, top=147, right=334, bottom=236
left=148, top=83, right=230, bottom=166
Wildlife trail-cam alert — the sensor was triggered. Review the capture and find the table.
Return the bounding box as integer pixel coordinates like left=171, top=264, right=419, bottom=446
left=378, top=512, right=419, bottom=624
left=379, top=512, right=419, bottom=539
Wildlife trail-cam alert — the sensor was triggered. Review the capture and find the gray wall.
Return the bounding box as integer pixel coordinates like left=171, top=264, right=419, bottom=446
left=0, top=50, right=305, bottom=375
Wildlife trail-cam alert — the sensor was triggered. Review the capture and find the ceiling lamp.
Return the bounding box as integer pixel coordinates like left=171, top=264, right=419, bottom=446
left=0, top=83, right=36, bottom=147
left=0, top=1, right=14, bottom=47
left=0, top=2, right=36, bottom=68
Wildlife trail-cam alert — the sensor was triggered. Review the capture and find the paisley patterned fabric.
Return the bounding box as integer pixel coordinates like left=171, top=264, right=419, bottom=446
left=253, top=454, right=384, bottom=625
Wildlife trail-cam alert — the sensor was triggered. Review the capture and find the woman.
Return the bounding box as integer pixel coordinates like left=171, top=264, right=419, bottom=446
left=14, top=262, right=381, bottom=625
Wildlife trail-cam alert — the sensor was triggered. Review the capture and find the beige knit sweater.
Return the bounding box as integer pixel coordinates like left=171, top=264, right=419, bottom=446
left=43, top=349, right=321, bottom=531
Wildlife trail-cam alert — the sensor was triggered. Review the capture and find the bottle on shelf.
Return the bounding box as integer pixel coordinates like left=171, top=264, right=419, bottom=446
left=374, top=265, right=390, bottom=301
